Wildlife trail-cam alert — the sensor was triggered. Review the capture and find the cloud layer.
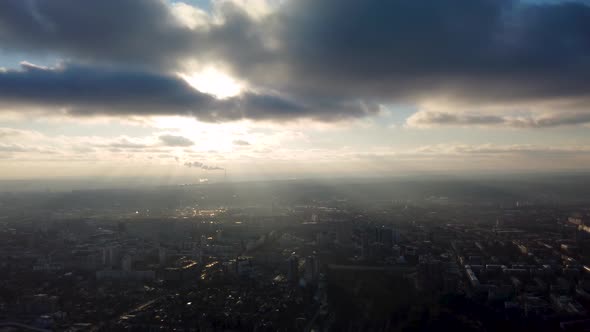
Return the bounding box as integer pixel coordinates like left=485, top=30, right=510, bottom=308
left=0, top=62, right=377, bottom=121
left=1, top=0, right=590, bottom=123
left=406, top=111, right=590, bottom=128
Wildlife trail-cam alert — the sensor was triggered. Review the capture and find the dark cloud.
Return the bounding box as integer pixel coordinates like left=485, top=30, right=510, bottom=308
left=0, top=0, right=272, bottom=71
left=253, top=0, right=590, bottom=107
left=184, top=161, right=224, bottom=171
left=407, top=112, right=506, bottom=127
left=1, top=0, right=590, bottom=122
left=0, top=63, right=214, bottom=117
left=0, top=62, right=373, bottom=121
left=159, top=135, right=194, bottom=147
left=407, top=111, right=590, bottom=128
left=0, top=0, right=194, bottom=68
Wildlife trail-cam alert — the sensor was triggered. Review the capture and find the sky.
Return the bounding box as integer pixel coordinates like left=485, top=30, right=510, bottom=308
left=1, top=0, right=590, bottom=182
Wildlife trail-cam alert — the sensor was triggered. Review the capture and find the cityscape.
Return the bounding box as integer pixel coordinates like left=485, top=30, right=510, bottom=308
left=1, top=176, right=590, bottom=331
left=2, top=0, right=590, bottom=330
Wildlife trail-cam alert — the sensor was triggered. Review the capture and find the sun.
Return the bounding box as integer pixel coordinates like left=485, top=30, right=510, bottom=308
left=180, top=67, right=243, bottom=99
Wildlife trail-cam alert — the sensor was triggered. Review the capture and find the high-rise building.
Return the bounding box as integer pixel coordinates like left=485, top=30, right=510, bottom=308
left=102, top=245, right=121, bottom=268
left=288, top=255, right=300, bottom=285
left=158, top=246, right=167, bottom=266
left=304, top=255, right=320, bottom=284
left=122, top=254, right=133, bottom=272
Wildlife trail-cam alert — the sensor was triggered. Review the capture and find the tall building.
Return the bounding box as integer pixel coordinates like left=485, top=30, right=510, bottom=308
left=158, top=246, right=167, bottom=266
left=288, top=255, right=300, bottom=285
left=102, top=245, right=121, bottom=268
left=122, top=254, right=133, bottom=272
left=304, top=255, right=320, bottom=284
